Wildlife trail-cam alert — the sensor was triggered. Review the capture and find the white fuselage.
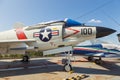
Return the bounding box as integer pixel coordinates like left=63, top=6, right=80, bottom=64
left=0, top=25, right=96, bottom=54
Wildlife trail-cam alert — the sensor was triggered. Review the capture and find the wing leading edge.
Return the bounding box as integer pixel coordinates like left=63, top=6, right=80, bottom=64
left=0, top=39, right=36, bottom=43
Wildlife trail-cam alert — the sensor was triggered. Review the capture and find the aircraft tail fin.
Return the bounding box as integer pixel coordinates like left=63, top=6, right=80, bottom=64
left=117, top=33, right=120, bottom=42
left=90, top=39, right=110, bottom=45
left=13, top=22, right=26, bottom=29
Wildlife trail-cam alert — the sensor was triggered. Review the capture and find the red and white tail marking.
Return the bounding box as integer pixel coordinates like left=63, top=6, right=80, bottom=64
left=16, top=28, right=27, bottom=40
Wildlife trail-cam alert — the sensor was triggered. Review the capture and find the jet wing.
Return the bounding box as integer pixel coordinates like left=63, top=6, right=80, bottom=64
left=0, top=39, right=37, bottom=54
left=0, top=39, right=36, bottom=43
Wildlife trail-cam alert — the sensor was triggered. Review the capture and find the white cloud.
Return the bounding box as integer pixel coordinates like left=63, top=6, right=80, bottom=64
left=88, top=19, right=102, bottom=23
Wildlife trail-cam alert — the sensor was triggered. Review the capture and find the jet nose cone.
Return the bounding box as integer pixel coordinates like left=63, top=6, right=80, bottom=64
left=96, top=26, right=116, bottom=38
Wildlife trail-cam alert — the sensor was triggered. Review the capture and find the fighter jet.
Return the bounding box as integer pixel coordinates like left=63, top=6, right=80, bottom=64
left=0, top=18, right=116, bottom=71
left=117, top=33, right=120, bottom=42
left=74, top=43, right=120, bottom=64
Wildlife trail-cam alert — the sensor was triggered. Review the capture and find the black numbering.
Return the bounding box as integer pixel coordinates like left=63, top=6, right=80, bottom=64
left=81, top=28, right=92, bottom=35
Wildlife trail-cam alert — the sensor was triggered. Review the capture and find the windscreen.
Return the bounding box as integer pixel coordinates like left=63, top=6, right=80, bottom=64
left=64, top=18, right=82, bottom=27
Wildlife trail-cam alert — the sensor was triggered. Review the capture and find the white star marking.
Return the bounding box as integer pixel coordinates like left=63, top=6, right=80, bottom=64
left=41, top=29, right=50, bottom=40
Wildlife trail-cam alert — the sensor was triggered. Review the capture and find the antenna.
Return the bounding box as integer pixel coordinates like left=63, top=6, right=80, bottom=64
left=102, top=11, right=120, bottom=43
left=75, top=0, right=113, bottom=20
left=102, top=11, right=120, bottom=27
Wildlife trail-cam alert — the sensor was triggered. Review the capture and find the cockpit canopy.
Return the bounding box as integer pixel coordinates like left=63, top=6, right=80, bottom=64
left=26, top=18, right=83, bottom=30
left=64, top=18, right=82, bottom=27
left=39, top=18, right=82, bottom=27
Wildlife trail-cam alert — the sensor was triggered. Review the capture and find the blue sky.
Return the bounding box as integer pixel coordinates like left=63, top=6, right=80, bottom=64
left=0, top=0, right=120, bottom=44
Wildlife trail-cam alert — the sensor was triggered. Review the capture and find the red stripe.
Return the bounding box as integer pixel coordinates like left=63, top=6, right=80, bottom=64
left=74, top=48, right=104, bottom=53
left=52, top=32, right=58, bottom=35
left=16, top=28, right=27, bottom=40
left=34, top=32, right=40, bottom=37
left=52, top=30, right=59, bottom=35
left=63, top=28, right=80, bottom=39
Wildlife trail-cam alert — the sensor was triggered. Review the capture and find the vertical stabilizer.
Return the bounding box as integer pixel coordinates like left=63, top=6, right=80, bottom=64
left=117, top=33, right=120, bottom=42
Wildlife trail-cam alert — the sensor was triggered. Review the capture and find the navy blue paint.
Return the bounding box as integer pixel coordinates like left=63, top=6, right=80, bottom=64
left=39, top=28, right=52, bottom=42
left=73, top=44, right=120, bottom=57
left=65, top=19, right=82, bottom=27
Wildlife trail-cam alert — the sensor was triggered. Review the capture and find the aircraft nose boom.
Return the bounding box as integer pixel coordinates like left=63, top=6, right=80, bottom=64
left=96, top=27, right=116, bottom=38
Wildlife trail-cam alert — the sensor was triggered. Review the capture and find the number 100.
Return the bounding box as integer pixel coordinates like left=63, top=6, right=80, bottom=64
left=81, top=28, right=92, bottom=35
